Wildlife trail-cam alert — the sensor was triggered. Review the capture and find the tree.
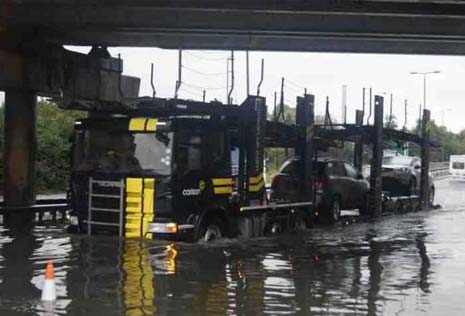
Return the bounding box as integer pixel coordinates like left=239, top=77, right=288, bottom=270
left=0, top=101, right=84, bottom=193
left=384, top=114, right=398, bottom=129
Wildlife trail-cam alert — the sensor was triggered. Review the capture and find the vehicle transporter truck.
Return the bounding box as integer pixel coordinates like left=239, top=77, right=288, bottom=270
left=68, top=95, right=316, bottom=241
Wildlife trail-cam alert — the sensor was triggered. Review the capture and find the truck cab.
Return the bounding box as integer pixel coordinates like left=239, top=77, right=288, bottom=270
left=70, top=115, right=244, bottom=239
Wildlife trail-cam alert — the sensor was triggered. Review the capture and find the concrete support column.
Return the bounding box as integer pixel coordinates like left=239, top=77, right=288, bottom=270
left=369, top=96, right=384, bottom=217
left=3, top=88, right=37, bottom=207
left=420, top=109, right=431, bottom=208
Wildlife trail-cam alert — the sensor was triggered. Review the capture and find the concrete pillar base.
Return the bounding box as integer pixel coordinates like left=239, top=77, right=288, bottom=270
left=3, top=88, right=36, bottom=208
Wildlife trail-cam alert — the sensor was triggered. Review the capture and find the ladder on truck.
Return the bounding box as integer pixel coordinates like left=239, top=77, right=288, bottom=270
left=87, top=177, right=125, bottom=237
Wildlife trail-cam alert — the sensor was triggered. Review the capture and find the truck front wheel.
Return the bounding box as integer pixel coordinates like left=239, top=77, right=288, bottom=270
left=198, top=217, right=225, bottom=242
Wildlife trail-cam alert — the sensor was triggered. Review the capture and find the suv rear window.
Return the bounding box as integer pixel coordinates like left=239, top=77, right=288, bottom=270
left=326, top=161, right=346, bottom=176
left=280, top=160, right=327, bottom=176
left=452, top=162, right=465, bottom=169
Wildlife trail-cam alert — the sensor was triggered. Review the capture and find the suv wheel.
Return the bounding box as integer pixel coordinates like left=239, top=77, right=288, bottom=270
left=329, top=197, right=341, bottom=223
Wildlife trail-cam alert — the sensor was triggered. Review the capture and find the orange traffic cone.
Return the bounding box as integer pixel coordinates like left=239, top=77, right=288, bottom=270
left=41, top=261, right=56, bottom=301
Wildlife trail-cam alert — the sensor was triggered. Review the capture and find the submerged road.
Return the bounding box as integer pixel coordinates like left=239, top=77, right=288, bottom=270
left=0, top=178, right=465, bottom=316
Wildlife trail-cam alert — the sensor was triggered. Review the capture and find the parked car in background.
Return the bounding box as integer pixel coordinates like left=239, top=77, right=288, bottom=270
left=271, top=157, right=370, bottom=223
left=381, top=155, right=435, bottom=203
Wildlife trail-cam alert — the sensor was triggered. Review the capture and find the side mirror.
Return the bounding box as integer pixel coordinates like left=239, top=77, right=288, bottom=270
left=414, top=165, right=421, bottom=170
left=356, top=173, right=364, bottom=180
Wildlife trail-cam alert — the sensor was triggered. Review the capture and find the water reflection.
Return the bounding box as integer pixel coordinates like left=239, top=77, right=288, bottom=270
left=0, top=201, right=454, bottom=316
left=0, top=214, right=39, bottom=313
left=367, top=240, right=383, bottom=316
left=416, top=235, right=431, bottom=294
left=122, top=240, right=155, bottom=316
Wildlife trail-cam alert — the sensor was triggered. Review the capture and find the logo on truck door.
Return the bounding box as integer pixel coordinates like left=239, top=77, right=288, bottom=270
left=182, top=180, right=206, bottom=196
left=182, top=188, right=201, bottom=196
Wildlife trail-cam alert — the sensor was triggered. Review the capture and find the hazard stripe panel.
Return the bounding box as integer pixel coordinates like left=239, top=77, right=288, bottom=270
left=125, top=178, right=143, bottom=238
left=248, top=173, right=265, bottom=192
left=145, top=118, right=158, bottom=132
left=249, top=181, right=265, bottom=192
left=212, top=178, right=234, bottom=186
left=214, top=186, right=233, bottom=194
left=129, top=117, right=158, bottom=132
left=249, top=173, right=264, bottom=184
left=128, top=118, right=147, bottom=132
left=142, top=178, right=155, bottom=239
left=125, top=177, right=156, bottom=238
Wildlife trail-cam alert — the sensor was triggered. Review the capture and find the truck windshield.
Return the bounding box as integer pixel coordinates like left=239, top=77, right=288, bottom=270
left=73, top=128, right=173, bottom=175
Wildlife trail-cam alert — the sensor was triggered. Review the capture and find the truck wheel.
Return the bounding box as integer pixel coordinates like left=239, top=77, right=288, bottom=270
left=198, top=217, right=224, bottom=242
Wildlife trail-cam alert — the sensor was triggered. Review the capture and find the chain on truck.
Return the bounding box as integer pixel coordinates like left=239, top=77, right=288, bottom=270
left=68, top=95, right=316, bottom=241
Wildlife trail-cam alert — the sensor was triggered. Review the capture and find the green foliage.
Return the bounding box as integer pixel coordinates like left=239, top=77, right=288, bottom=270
left=0, top=101, right=84, bottom=193
left=384, top=114, right=398, bottom=129
left=35, top=101, right=84, bottom=192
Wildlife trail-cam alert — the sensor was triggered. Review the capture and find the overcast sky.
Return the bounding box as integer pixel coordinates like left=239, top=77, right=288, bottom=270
left=3, top=47, right=465, bottom=133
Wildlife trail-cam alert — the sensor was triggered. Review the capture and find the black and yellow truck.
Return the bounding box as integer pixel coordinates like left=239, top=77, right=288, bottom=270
left=68, top=95, right=315, bottom=241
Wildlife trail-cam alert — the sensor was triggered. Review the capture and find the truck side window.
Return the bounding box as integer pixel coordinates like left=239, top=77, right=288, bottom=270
left=231, top=146, right=239, bottom=176
left=176, top=132, right=202, bottom=176
left=206, top=131, right=228, bottom=173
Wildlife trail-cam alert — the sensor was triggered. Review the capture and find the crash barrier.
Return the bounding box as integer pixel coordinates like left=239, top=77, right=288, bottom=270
left=430, top=161, right=450, bottom=180
left=382, top=194, right=421, bottom=214
left=431, top=168, right=450, bottom=180
left=0, top=198, right=70, bottom=225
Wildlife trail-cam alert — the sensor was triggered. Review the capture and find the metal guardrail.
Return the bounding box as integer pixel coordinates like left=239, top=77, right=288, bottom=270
left=0, top=198, right=71, bottom=224
left=431, top=168, right=450, bottom=180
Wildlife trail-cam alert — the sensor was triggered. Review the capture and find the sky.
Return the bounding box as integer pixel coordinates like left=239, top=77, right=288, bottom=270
left=2, top=47, right=465, bottom=132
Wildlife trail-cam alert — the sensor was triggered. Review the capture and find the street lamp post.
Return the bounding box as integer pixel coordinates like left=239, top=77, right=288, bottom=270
left=409, top=70, right=440, bottom=112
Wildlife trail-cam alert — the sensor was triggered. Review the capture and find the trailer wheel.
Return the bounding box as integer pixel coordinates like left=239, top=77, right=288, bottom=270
left=198, top=217, right=224, bottom=242
left=292, top=210, right=310, bottom=231
left=359, top=194, right=371, bottom=217
left=395, top=200, right=404, bottom=214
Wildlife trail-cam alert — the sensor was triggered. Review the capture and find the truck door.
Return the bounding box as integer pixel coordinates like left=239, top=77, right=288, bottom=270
left=205, top=127, right=233, bottom=201
left=174, top=127, right=205, bottom=219
left=174, top=123, right=231, bottom=220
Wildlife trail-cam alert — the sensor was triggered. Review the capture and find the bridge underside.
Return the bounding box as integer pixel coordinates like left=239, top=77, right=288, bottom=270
left=3, top=0, right=465, bottom=55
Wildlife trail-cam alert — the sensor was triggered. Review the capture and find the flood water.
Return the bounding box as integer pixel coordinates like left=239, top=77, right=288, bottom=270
left=1, top=178, right=465, bottom=316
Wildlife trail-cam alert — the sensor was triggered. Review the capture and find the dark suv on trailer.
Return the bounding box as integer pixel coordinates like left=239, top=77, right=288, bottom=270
left=271, top=157, right=370, bottom=223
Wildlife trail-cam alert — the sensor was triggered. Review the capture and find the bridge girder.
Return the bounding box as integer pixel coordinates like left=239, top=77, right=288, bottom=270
left=3, top=0, right=465, bottom=54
